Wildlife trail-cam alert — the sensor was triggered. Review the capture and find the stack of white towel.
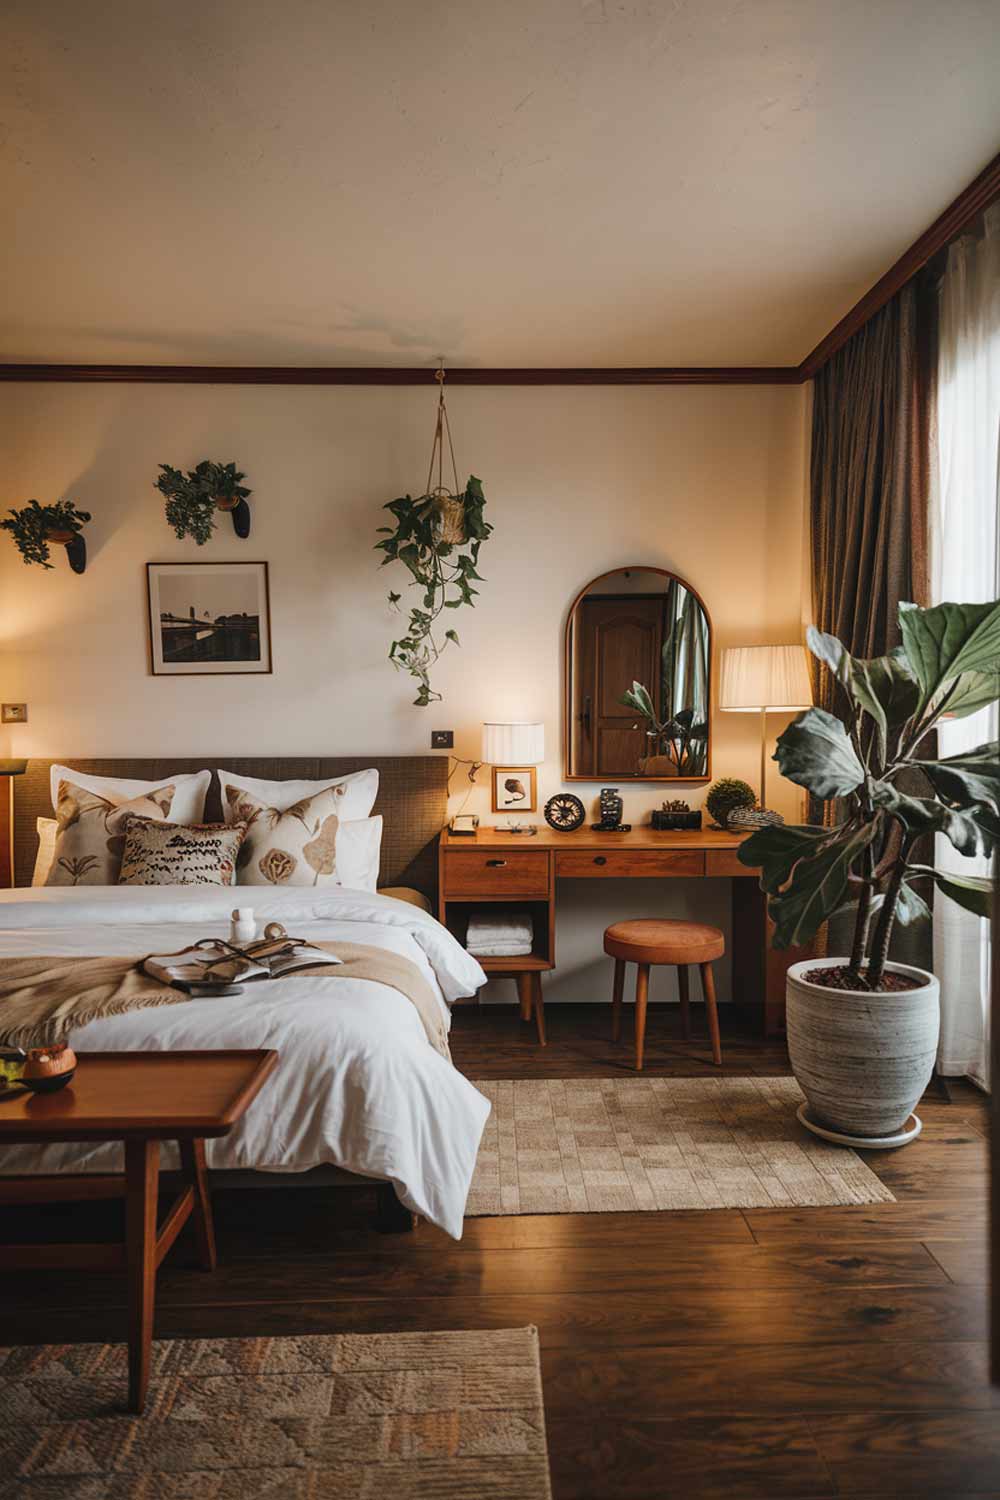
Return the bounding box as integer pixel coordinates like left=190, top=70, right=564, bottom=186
left=466, top=911, right=534, bottom=958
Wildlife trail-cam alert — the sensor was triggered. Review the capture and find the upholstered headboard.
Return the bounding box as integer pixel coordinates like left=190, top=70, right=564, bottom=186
left=13, top=757, right=448, bottom=896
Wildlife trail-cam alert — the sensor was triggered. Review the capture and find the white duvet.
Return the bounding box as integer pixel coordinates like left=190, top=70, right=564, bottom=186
left=0, top=886, right=490, bottom=1238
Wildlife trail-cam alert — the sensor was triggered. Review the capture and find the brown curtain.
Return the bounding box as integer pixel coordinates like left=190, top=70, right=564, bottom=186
left=809, top=274, right=938, bottom=964
left=810, top=276, right=934, bottom=690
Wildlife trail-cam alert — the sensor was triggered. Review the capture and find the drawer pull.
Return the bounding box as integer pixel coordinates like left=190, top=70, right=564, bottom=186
left=486, top=858, right=508, bottom=868
left=594, top=855, right=607, bottom=866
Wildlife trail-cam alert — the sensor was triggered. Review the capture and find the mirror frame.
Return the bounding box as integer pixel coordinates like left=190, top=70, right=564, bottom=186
left=563, top=564, right=713, bottom=784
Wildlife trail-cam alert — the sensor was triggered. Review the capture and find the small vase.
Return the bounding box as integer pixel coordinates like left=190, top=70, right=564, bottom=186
left=22, top=1043, right=77, bottom=1093
left=431, top=492, right=467, bottom=544
left=44, top=529, right=86, bottom=574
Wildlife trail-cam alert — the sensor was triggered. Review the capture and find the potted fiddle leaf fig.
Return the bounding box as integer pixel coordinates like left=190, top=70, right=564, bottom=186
left=739, top=599, right=999, bottom=1147
left=1, top=499, right=91, bottom=573
left=155, top=460, right=252, bottom=542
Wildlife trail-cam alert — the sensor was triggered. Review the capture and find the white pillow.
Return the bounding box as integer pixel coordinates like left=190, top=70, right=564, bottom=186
left=338, top=816, right=382, bottom=893
left=48, top=765, right=211, bottom=826
left=218, top=767, right=378, bottom=822
left=32, top=817, right=58, bottom=886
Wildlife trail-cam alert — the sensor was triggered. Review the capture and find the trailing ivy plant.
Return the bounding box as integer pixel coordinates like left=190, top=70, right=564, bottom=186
left=738, top=599, right=1000, bottom=989
left=375, top=477, right=492, bottom=705
left=155, top=461, right=251, bottom=545
left=1, top=499, right=91, bottom=569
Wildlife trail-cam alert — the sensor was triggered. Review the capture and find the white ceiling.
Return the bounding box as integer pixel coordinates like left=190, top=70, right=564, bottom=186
left=3, top=0, right=999, bottom=368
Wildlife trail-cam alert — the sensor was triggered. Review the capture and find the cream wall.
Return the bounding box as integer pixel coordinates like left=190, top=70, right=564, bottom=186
left=0, top=382, right=807, bottom=1006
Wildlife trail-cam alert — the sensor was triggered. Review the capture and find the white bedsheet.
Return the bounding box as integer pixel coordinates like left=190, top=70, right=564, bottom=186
left=0, top=886, right=489, bottom=1238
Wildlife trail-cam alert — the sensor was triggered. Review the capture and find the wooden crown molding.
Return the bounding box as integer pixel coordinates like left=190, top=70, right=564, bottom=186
left=0, top=364, right=800, bottom=386
left=797, top=148, right=1000, bottom=379
left=0, top=150, right=996, bottom=388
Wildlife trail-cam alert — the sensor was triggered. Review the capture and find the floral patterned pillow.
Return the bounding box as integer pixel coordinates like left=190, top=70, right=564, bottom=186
left=226, top=784, right=348, bottom=887
left=45, top=779, right=176, bottom=886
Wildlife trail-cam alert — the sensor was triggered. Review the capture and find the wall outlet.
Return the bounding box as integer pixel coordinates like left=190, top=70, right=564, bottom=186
left=1, top=704, right=27, bottom=724
left=431, top=730, right=454, bottom=749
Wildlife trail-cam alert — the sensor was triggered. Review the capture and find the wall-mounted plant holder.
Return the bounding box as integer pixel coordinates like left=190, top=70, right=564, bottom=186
left=155, top=460, right=252, bottom=544
left=1, top=500, right=91, bottom=573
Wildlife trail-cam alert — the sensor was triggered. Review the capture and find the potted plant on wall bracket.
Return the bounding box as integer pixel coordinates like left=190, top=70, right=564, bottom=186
left=739, top=599, right=999, bottom=1150
left=154, top=460, right=252, bottom=542
left=375, top=365, right=492, bottom=705
left=1, top=499, right=91, bottom=573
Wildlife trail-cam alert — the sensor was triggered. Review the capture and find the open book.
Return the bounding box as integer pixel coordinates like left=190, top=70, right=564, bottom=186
left=142, top=936, right=344, bottom=993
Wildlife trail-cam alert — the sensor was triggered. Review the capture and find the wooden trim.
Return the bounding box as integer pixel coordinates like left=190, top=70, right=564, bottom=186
left=798, top=149, right=1000, bottom=379
left=2, top=155, right=995, bottom=390
left=0, top=364, right=801, bottom=386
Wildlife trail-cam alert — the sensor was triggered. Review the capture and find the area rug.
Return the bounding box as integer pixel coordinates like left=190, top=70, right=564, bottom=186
left=467, top=1076, right=895, bottom=1215
left=0, top=1327, right=552, bottom=1499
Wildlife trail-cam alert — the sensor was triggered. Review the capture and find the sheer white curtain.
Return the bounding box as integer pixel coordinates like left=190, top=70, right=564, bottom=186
left=930, top=201, right=1000, bottom=1089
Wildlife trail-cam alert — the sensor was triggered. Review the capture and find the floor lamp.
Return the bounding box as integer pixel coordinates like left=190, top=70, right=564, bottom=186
left=719, top=645, right=812, bottom=812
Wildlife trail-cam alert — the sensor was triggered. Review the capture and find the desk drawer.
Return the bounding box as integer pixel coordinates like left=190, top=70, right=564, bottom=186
left=555, top=849, right=704, bottom=879
left=443, top=849, right=550, bottom=896
left=707, top=849, right=755, bottom=878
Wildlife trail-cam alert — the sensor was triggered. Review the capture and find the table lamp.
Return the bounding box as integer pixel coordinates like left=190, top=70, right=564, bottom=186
left=0, top=759, right=27, bottom=888
left=719, top=645, right=812, bottom=811
left=482, top=722, right=544, bottom=832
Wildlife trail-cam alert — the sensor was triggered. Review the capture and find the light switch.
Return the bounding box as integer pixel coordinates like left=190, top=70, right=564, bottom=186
left=1, top=704, right=27, bottom=724
left=431, top=730, right=454, bottom=749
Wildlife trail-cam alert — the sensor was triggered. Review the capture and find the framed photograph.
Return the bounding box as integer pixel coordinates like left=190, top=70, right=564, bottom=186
left=146, top=561, right=272, bottom=676
left=491, top=765, right=537, bottom=813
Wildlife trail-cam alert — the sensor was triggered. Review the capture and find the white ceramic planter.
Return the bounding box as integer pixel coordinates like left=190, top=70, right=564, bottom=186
left=786, top=958, right=940, bottom=1141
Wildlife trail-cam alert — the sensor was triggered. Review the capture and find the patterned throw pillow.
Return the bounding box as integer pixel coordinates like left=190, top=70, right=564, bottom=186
left=225, top=784, right=350, bottom=887
left=117, top=819, right=248, bottom=887
left=45, top=779, right=176, bottom=886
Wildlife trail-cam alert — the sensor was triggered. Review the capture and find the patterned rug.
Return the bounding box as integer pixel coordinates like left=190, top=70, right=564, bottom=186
left=0, top=1328, right=552, bottom=1499
left=467, top=1076, right=895, bottom=1215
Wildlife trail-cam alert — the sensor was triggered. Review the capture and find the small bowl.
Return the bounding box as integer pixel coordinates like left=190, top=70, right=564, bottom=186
left=21, top=1068, right=76, bottom=1093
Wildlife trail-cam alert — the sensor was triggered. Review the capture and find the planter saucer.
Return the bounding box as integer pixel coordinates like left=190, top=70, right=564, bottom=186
left=796, top=1102, right=922, bottom=1150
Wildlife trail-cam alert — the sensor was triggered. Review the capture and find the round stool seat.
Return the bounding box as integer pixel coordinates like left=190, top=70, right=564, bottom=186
left=604, top=918, right=725, bottom=967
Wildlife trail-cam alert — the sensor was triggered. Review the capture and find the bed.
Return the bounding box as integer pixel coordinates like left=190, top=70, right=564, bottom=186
left=0, top=757, right=489, bottom=1239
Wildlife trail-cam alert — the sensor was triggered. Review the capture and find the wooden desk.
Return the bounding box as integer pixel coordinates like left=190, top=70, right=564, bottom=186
left=439, top=826, right=803, bottom=1038
left=0, top=1049, right=278, bottom=1412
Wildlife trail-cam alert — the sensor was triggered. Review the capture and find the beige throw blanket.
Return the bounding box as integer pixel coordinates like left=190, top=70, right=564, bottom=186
left=0, top=942, right=450, bottom=1061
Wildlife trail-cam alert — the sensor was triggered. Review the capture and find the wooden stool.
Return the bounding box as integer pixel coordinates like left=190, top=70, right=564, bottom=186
left=605, top=919, right=724, bottom=1070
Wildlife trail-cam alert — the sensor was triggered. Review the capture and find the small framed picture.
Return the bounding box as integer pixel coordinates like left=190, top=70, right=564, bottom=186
left=491, top=766, right=537, bottom=813
left=147, top=561, right=272, bottom=676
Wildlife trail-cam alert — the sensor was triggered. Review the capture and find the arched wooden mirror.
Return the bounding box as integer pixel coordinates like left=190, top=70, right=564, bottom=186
left=564, top=566, right=712, bottom=781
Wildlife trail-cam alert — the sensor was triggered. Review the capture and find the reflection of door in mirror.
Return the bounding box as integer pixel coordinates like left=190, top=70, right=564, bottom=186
left=566, top=567, right=711, bottom=781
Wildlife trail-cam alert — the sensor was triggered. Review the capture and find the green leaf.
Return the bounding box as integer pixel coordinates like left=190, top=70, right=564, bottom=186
left=913, top=743, right=1000, bottom=810
left=621, top=681, right=656, bottom=722
left=737, top=822, right=836, bottom=893
left=930, top=869, right=994, bottom=919
left=942, top=669, right=1000, bottom=719
left=806, top=626, right=851, bottom=684
left=832, top=881, right=931, bottom=928
left=898, top=598, right=1000, bottom=713
left=869, top=779, right=997, bottom=857
left=767, top=822, right=877, bottom=949
left=444, top=628, right=459, bottom=643
left=849, top=648, right=920, bottom=764
left=773, top=707, right=866, bottom=799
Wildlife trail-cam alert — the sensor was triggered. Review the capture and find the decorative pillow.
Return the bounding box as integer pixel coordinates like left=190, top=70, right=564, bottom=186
left=118, top=819, right=248, bottom=887
left=218, top=767, right=378, bottom=823
left=45, top=780, right=176, bottom=886
left=227, top=782, right=381, bottom=888
left=49, top=765, right=210, bottom=825
left=32, top=817, right=58, bottom=886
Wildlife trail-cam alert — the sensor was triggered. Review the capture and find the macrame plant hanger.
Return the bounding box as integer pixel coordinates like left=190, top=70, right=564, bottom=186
left=425, top=361, right=466, bottom=544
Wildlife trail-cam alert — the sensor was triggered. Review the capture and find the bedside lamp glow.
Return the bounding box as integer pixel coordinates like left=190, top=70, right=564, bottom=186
left=481, top=722, right=545, bottom=766
left=719, top=645, right=812, bottom=809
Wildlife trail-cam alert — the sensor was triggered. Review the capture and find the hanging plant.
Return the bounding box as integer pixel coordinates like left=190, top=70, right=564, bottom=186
left=1, top=499, right=91, bottom=572
left=155, top=460, right=252, bottom=543
left=375, top=368, right=493, bottom=705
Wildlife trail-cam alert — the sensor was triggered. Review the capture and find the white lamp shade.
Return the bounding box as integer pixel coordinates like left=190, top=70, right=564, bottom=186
left=719, top=645, right=812, bottom=712
left=482, top=722, right=545, bottom=765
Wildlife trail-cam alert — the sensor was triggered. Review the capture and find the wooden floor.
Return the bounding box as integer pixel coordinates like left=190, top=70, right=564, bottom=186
left=5, top=1003, right=995, bottom=1499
